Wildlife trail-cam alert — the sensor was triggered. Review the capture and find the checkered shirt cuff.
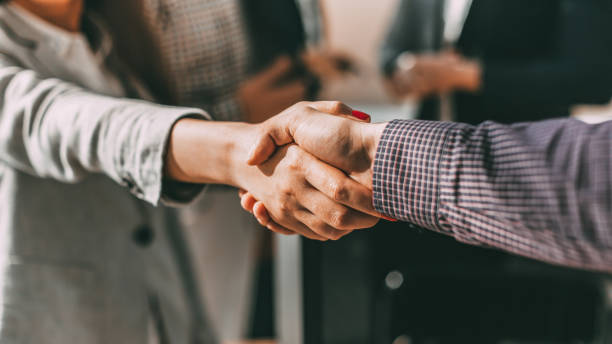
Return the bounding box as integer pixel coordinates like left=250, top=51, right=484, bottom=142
left=373, top=120, right=459, bottom=231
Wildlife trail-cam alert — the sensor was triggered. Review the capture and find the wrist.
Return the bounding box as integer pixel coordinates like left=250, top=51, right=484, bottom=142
left=166, top=118, right=256, bottom=186
left=360, top=122, right=387, bottom=168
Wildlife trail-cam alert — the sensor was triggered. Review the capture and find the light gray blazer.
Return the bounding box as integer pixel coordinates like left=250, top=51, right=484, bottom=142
left=0, top=6, right=216, bottom=344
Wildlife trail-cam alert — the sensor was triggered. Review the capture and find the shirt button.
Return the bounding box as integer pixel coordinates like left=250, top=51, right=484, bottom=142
left=133, top=225, right=154, bottom=247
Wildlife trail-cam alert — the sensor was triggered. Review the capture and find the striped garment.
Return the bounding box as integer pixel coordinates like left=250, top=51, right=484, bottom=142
left=373, top=118, right=612, bottom=273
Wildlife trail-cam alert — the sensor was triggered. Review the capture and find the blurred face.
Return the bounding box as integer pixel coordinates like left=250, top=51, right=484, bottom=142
left=12, top=0, right=84, bottom=31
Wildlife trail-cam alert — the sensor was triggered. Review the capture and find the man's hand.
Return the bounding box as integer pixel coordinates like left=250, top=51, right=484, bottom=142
left=238, top=56, right=308, bottom=123
left=238, top=101, right=390, bottom=233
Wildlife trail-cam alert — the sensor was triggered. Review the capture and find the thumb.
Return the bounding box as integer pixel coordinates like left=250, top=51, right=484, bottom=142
left=246, top=101, right=365, bottom=166
left=309, top=101, right=371, bottom=123
left=308, top=100, right=353, bottom=116
left=247, top=131, right=279, bottom=166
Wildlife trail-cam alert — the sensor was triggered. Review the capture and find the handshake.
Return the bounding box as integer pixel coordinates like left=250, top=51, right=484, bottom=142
left=166, top=101, right=389, bottom=241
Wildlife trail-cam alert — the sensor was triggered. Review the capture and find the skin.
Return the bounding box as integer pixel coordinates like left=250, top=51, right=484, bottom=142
left=239, top=106, right=388, bottom=233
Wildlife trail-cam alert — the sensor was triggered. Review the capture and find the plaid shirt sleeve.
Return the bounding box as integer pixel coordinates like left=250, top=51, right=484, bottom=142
left=373, top=118, right=612, bottom=273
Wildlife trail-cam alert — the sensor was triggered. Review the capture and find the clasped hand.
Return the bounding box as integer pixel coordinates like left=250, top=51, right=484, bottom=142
left=166, top=101, right=386, bottom=241
left=240, top=101, right=387, bottom=240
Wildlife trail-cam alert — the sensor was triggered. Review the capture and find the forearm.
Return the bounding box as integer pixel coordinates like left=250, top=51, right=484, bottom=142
left=373, top=118, right=612, bottom=272
left=165, top=118, right=254, bottom=186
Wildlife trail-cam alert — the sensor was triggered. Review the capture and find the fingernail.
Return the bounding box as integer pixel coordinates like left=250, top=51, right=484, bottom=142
left=351, top=110, right=371, bottom=121
left=380, top=215, right=398, bottom=222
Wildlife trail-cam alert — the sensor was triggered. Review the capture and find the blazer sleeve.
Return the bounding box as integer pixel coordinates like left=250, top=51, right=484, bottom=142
left=0, top=53, right=209, bottom=206
left=480, top=0, right=612, bottom=117
left=373, top=118, right=612, bottom=273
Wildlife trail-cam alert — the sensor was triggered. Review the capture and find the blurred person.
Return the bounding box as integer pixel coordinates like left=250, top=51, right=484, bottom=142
left=381, top=0, right=612, bottom=124
left=0, top=1, right=379, bottom=343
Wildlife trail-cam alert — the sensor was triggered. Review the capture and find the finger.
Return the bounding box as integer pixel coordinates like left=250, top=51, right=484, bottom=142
left=281, top=219, right=329, bottom=241
left=308, top=100, right=353, bottom=116
left=238, top=189, right=247, bottom=197
left=293, top=208, right=350, bottom=240
left=252, top=201, right=302, bottom=236
left=240, top=192, right=257, bottom=213
left=266, top=221, right=297, bottom=236
left=297, top=185, right=378, bottom=231
left=326, top=110, right=372, bottom=125
left=253, top=201, right=271, bottom=226
left=247, top=101, right=354, bottom=166
left=296, top=206, right=356, bottom=240
left=256, top=56, right=293, bottom=86
left=323, top=109, right=371, bottom=123
left=302, top=151, right=381, bottom=221
left=349, top=110, right=371, bottom=122
left=252, top=202, right=297, bottom=236
left=247, top=130, right=278, bottom=166
left=263, top=204, right=330, bottom=241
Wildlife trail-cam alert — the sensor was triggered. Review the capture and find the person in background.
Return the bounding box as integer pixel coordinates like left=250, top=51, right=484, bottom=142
left=381, top=0, right=612, bottom=124
left=0, top=0, right=378, bottom=343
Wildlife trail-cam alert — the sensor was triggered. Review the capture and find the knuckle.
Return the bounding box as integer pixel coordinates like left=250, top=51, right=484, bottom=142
left=330, top=208, right=351, bottom=229
left=277, top=201, right=292, bottom=216
left=278, top=186, right=293, bottom=200
left=313, top=221, right=334, bottom=239
left=333, top=232, right=346, bottom=241
left=328, top=229, right=345, bottom=241
left=330, top=180, right=349, bottom=203
left=284, top=147, right=305, bottom=171
left=286, top=156, right=302, bottom=172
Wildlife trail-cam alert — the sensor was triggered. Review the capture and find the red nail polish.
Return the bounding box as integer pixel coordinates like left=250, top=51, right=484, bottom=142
left=351, top=110, right=371, bottom=121
left=381, top=215, right=398, bottom=222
